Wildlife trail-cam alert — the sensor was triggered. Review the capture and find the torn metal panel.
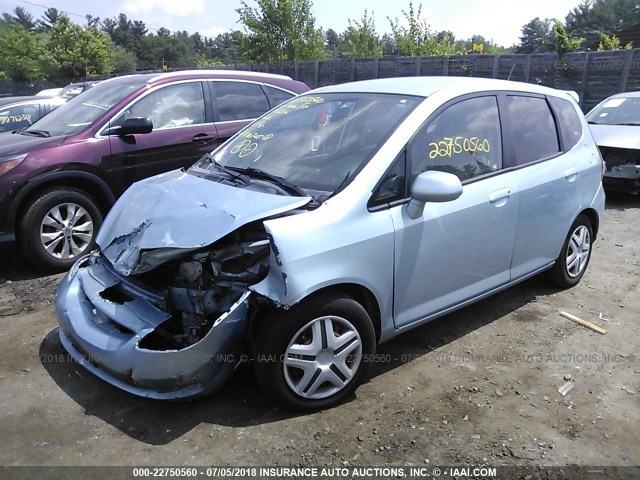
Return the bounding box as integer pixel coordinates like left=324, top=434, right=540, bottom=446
left=96, top=169, right=311, bottom=275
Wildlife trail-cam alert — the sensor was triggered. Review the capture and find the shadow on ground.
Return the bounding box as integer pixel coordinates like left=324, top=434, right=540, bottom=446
left=604, top=191, right=638, bottom=211
left=0, top=245, right=54, bottom=282
left=40, top=275, right=556, bottom=445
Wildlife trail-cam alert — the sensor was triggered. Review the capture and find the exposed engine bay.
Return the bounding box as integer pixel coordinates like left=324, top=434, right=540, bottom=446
left=128, top=221, right=271, bottom=351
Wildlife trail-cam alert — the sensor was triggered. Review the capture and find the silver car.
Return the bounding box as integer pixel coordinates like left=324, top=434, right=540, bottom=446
left=586, top=91, right=640, bottom=194
left=55, top=77, right=606, bottom=410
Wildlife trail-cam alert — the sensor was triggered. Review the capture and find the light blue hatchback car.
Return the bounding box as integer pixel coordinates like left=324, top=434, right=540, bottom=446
left=55, top=77, right=606, bottom=410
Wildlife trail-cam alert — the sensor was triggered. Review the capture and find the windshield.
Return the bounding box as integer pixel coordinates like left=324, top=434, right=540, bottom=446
left=586, top=96, right=640, bottom=126
left=193, top=93, right=420, bottom=194
left=23, top=78, right=147, bottom=137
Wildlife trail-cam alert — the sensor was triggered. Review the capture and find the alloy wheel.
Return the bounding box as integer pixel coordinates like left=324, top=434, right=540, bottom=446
left=39, top=202, right=94, bottom=260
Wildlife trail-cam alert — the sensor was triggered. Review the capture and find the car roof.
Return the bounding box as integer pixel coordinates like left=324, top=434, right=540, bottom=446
left=606, top=91, right=640, bottom=99
left=145, top=69, right=294, bottom=84
left=93, top=70, right=299, bottom=90
left=312, top=76, right=571, bottom=98
left=0, top=95, right=48, bottom=106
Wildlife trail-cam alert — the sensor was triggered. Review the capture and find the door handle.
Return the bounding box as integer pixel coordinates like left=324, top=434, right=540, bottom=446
left=564, top=167, right=578, bottom=181
left=489, top=188, right=511, bottom=204
left=192, top=133, right=216, bottom=144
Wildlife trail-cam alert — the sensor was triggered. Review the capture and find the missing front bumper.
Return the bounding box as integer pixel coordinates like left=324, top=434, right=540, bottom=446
left=55, top=254, right=250, bottom=400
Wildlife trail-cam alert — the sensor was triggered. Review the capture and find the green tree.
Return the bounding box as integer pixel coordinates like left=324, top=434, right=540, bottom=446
left=48, top=17, right=113, bottom=78
left=516, top=17, right=556, bottom=53
left=381, top=33, right=397, bottom=56
left=110, top=44, right=137, bottom=73
left=195, top=54, right=224, bottom=67
left=597, top=32, right=633, bottom=50
left=565, top=0, right=640, bottom=46
left=0, top=24, right=49, bottom=81
left=37, top=7, right=64, bottom=32
left=236, top=0, right=328, bottom=62
left=85, top=15, right=100, bottom=29
left=208, top=31, right=245, bottom=64
left=388, top=2, right=454, bottom=56
left=138, top=31, right=196, bottom=69
left=552, top=21, right=584, bottom=55
left=454, top=35, right=510, bottom=55
left=342, top=10, right=382, bottom=58
left=325, top=28, right=341, bottom=56
left=3, top=6, right=37, bottom=31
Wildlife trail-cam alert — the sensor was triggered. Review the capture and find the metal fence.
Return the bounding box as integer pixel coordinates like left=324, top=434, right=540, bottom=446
left=2, top=49, right=639, bottom=112
left=227, top=48, right=640, bottom=112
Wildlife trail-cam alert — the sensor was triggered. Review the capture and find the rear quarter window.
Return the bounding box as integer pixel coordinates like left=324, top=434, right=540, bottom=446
left=263, top=86, right=295, bottom=109
left=548, top=96, right=583, bottom=150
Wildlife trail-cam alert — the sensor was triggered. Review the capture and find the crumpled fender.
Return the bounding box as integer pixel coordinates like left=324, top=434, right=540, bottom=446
left=250, top=199, right=394, bottom=319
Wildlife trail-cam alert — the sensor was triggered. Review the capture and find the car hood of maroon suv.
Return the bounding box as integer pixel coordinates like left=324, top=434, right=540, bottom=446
left=0, top=131, right=67, bottom=157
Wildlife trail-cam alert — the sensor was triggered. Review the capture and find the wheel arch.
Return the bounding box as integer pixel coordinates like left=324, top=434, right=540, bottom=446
left=581, top=207, right=600, bottom=240
left=11, top=171, right=116, bottom=234
left=255, top=282, right=382, bottom=344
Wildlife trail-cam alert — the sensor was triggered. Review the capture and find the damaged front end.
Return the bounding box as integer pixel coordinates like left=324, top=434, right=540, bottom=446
left=135, top=221, right=271, bottom=352
left=55, top=170, right=310, bottom=399
left=599, top=146, right=640, bottom=194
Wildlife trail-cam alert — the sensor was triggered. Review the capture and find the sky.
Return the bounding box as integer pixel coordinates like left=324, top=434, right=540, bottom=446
left=1, top=0, right=584, bottom=46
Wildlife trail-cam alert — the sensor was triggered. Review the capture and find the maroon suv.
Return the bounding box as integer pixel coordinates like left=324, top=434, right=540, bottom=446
left=0, top=70, right=309, bottom=270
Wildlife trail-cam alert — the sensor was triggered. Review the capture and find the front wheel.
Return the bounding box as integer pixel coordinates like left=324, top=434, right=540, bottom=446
left=253, top=293, right=376, bottom=411
left=545, top=214, right=593, bottom=288
left=20, top=188, right=103, bottom=272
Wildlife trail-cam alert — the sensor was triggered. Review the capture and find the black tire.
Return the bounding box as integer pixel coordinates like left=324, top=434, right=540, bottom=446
left=545, top=213, right=593, bottom=289
left=253, top=293, right=376, bottom=411
left=19, top=188, right=103, bottom=272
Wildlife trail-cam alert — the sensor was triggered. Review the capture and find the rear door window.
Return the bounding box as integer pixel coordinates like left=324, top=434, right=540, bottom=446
left=409, top=95, right=503, bottom=182
left=505, top=95, right=560, bottom=165
left=213, top=82, right=270, bottom=121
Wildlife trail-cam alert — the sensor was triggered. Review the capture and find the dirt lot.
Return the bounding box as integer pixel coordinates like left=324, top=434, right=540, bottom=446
left=0, top=193, right=638, bottom=470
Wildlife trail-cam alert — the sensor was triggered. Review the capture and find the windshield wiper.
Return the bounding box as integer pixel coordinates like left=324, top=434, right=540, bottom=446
left=227, top=166, right=307, bottom=197
left=195, top=154, right=245, bottom=182
left=614, top=122, right=640, bottom=126
left=21, top=129, right=51, bottom=138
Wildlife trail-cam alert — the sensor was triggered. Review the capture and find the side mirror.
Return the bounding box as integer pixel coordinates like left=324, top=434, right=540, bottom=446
left=104, top=117, right=153, bottom=136
left=406, top=170, right=463, bottom=219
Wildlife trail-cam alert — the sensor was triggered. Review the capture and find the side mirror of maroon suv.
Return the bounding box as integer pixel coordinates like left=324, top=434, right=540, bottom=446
left=0, top=70, right=309, bottom=271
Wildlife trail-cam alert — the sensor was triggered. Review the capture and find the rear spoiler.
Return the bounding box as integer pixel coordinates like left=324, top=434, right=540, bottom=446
left=564, top=90, right=579, bottom=102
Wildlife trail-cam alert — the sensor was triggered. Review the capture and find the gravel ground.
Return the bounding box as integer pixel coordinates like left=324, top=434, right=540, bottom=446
left=0, top=193, right=638, bottom=470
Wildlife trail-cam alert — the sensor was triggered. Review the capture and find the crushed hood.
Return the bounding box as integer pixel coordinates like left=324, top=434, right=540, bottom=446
left=96, top=169, right=311, bottom=276
left=590, top=125, right=640, bottom=150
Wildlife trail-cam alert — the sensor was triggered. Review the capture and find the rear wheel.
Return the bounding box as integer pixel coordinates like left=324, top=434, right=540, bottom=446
left=545, top=214, right=593, bottom=288
left=20, top=188, right=102, bottom=272
left=253, top=293, right=375, bottom=411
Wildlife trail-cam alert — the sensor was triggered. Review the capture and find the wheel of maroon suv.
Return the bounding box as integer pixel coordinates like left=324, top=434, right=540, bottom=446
left=253, top=292, right=376, bottom=411
left=20, top=188, right=103, bottom=272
